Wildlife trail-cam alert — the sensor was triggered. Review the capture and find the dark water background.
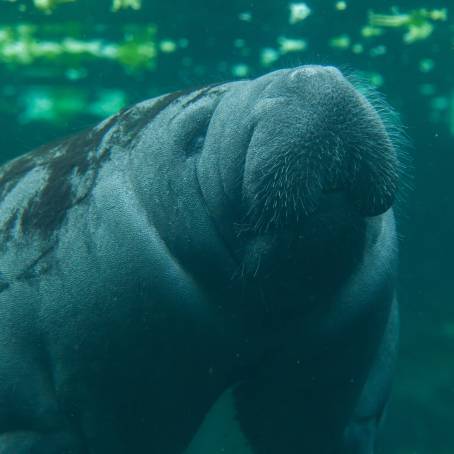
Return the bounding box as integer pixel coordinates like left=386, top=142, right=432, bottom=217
left=0, top=1, right=453, bottom=452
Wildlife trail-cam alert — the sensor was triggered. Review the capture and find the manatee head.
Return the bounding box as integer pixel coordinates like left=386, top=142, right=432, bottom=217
left=130, top=65, right=404, bottom=287
left=197, top=65, right=402, bottom=228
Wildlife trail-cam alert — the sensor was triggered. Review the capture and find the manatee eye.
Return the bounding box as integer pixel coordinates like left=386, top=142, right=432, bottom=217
left=185, top=123, right=208, bottom=157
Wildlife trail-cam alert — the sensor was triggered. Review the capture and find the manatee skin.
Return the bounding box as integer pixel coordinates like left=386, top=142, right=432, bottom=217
left=0, top=66, right=401, bottom=454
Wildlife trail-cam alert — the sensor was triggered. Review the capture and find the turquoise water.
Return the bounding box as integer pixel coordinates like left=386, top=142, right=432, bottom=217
left=0, top=1, right=453, bottom=453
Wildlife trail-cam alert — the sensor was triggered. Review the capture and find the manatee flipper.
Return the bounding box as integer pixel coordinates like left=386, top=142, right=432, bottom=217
left=340, top=298, right=399, bottom=454
left=0, top=348, right=85, bottom=453
left=184, top=386, right=253, bottom=454
left=231, top=294, right=396, bottom=454
left=185, top=296, right=397, bottom=454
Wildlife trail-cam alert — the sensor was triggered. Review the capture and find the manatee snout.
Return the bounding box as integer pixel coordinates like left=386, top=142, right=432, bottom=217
left=240, top=65, right=401, bottom=233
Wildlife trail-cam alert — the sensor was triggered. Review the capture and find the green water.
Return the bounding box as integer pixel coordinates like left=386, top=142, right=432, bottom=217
left=0, top=1, right=453, bottom=453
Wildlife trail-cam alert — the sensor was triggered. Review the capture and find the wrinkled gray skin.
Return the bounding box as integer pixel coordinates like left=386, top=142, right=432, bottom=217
left=0, top=66, right=400, bottom=454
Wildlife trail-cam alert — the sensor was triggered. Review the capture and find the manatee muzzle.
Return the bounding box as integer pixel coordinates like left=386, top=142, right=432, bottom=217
left=242, top=69, right=400, bottom=233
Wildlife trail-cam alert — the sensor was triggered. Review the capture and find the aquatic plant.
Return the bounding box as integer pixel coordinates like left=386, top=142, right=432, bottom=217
left=111, top=0, right=142, bottom=11
left=4, top=0, right=143, bottom=13
left=289, top=3, right=311, bottom=24
left=0, top=1, right=451, bottom=136
left=0, top=23, right=157, bottom=70
left=17, top=87, right=127, bottom=124
left=369, top=8, right=448, bottom=43
left=33, top=0, right=77, bottom=14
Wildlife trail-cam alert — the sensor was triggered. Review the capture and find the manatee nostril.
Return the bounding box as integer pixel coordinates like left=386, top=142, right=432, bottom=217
left=290, top=67, right=316, bottom=79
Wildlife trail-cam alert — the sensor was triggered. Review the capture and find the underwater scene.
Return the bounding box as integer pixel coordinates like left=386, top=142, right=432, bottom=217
left=0, top=1, right=453, bottom=453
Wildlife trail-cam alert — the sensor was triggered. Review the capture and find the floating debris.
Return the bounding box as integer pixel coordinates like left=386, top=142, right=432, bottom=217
left=370, top=8, right=448, bottom=27
left=369, top=10, right=409, bottom=28
left=10, top=0, right=144, bottom=12
left=260, top=47, right=280, bottom=67
left=231, top=64, right=250, bottom=78
left=18, top=86, right=128, bottom=125
left=0, top=24, right=157, bottom=70
left=358, top=71, right=384, bottom=88
left=361, top=25, right=383, bottom=38
left=111, top=0, right=142, bottom=11
left=178, top=38, right=189, bottom=48
left=33, top=0, right=76, bottom=14
left=260, top=35, right=308, bottom=67
left=431, top=96, right=449, bottom=111
left=329, top=34, right=350, bottom=49
left=369, top=73, right=384, bottom=87
left=419, top=58, right=434, bottom=73
left=234, top=38, right=246, bottom=48
left=419, top=84, right=436, bottom=96
left=65, top=67, right=87, bottom=80
left=88, top=90, right=127, bottom=117
left=335, top=1, right=347, bottom=11
left=289, top=3, right=311, bottom=24
left=404, top=22, right=433, bottom=44
left=369, top=45, right=387, bottom=57
left=428, top=9, right=448, bottom=21
left=239, top=11, right=252, bottom=22
left=19, top=87, right=85, bottom=124
left=159, top=39, right=177, bottom=53
left=278, top=36, right=307, bottom=53
left=369, top=8, right=448, bottom=43
left=352, top=43, right=364, bottom=54
left=0, top=0, right=450, bottom=143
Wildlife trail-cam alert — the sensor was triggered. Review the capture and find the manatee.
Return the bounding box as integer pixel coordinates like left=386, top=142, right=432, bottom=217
left=0, top=65, right=403, bottom=453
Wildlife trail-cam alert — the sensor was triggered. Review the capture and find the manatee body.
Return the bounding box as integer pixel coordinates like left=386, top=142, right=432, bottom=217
left=0, top=66, right=401, bottom=454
